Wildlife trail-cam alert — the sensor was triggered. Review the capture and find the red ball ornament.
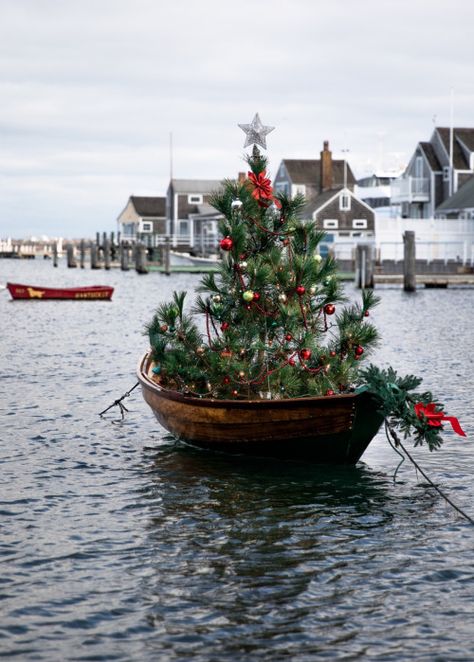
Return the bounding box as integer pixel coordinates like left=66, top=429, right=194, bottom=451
left=329, top=350, right=337, bottom=357
left=354, top=345, right=364, bottom=356
left=220, top=236, right=233, bottom=251
left=364, top=310, right=370, bottom=317
left=300, top=348, right=312, bottom=361
left=223, top=375, right=231, bottom=384
left=324, top=303, right=336, bottom=315
left=285, top=333, right=293, bottom=342
left=220, top=321, right=230, bottom=331
left=231, top=389, right=238, bottom=397
left=288, top=357, right=296, bottom=366
left=252, top=291, right=261, bottom=301
left=325, top=389, right=335, bottom=396
left=296, top=285, right=306, bottom=296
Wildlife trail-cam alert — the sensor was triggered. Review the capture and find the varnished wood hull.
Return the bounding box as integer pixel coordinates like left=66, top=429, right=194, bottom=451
left=137, top=354, right=384, bottom=464
left=7, top=282, right=113, bottom=300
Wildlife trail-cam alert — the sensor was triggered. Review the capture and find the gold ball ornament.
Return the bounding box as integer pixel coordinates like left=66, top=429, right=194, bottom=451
left=242, top=290, right=254, bottom=302
left=314, top=254, right=322, bottom=263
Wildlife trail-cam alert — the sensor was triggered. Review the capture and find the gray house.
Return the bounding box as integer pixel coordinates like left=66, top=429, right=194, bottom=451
left=392, top=127, right=474, bottom=218
left=117, top=196, right=166, bottom=246
left=305, top=187, right=375, bottom=239
left=274, top=141, right=356, bottom=199
left=166, top=179, right=224, bottom=253
left=274, top=141, right=373, bottom=239
left=435, top=175, right=474, bottom=219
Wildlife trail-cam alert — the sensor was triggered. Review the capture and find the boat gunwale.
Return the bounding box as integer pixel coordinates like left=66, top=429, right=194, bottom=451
left=7, top=282, right=113, bottom=293
left=137, top=353, right=362, bottom=410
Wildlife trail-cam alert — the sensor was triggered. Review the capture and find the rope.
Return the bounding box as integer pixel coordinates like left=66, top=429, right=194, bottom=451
left=385, top=420, right=474, bottom=526
left=99, top=381, right=139, bottom=419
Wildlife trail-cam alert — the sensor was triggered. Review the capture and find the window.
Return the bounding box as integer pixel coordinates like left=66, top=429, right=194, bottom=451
left=443, top=166, right=450, bottom=182
left=179, top=220, right=189, bottom=235
left=275, top=182, right=289, bottom=195
left=339, top=194, right=350, bottom=210
left=415, top=156, right=423, bottom=178
left=188, top=194, right=203, bottom=204
left=353, top=219, right=367, bottom=229
left=293, top=184, right=306, bottom=197
left=141, top=222, right=152, bottom=232
left=323, top=219, right=338, bottom=229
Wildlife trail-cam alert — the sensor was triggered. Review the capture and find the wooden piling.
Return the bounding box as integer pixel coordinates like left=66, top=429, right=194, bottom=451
left=164, top=237, right=171, bottom=276
left=52, top=243, right=58, bottom=268
left=103, top=237, right=111, bottom=270
left=403, top=231, right=416, bottom=292
left=135, top=243, right=148, bottom=274
left=80, top=239, right=86, bottom=269
left=120, top=244, right=129, bottom=271
left=355, top=244, right=374, bottom=289
left=66, top=244, right=77, bottom=268
left=90, top=243, right=100, bottom=269
left=110, top=232, right=116, bottom=262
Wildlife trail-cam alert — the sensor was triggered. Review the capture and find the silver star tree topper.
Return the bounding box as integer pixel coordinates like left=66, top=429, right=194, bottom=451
left=238, top=113, right=275, bottom=150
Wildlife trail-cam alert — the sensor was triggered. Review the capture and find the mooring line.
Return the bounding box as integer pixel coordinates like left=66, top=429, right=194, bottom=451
left=385, top=420, right=474, bottom=526
left=99, top=382, right=139, bottom=419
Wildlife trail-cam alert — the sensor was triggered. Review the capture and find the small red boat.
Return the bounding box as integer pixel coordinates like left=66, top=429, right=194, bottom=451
left=6, top=282, right=114, bottom=300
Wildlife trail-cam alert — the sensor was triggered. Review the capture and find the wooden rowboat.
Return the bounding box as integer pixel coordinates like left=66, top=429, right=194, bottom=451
left=6, top=282, right=114, bottom=300
left=138, top=354, right=384, bottom=464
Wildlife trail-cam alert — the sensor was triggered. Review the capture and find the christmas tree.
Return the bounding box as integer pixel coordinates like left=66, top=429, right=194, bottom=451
left=145, top=114, right=465, bottom=451
left=147, top=115, right=378, bottom=401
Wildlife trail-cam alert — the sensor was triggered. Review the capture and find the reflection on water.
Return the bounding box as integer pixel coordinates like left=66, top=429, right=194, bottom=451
left=1, top=258, right=474, bottom=661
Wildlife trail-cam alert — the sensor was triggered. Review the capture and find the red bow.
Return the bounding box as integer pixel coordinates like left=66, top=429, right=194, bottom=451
left=414, top=402, right=466, bottom=437
left=248, top=171, right=282, bottom=209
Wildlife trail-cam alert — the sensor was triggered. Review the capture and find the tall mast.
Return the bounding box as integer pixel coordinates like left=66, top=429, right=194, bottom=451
left=449, top=89, right=454, bottom=197
left=169, top=131, right=173, bottom=181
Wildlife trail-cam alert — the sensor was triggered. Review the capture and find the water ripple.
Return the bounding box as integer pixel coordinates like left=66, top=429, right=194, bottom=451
left=1, top=260, right=474, bottom=660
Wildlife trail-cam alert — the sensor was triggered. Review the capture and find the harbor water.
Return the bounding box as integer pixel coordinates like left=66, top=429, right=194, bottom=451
left=1, top=258, right=474, bottom=661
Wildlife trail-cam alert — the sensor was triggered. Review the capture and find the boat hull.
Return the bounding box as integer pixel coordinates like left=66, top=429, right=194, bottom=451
left=137, top=354, right=384, bottom=464
left=6, top=282, right=113, bottom=300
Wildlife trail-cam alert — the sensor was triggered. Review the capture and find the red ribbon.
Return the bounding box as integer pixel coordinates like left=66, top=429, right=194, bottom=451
left=248, top=171, right=282, bottom=209
left=414, top=402, right=466, bottom=437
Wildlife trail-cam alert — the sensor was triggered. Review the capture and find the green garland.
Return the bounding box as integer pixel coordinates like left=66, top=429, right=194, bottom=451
left=357, top=365, right=443, bottom=451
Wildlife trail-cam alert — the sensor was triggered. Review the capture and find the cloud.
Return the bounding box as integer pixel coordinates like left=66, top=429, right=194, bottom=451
left=1, top=0, right=473, bottom=237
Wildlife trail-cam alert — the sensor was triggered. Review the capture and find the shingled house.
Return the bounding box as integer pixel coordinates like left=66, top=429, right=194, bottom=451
left=117, top=196, right=166, bottom=246
left=166, top=178, right=224, bottom=253
left=273, top=141, right=356, bottom=199
left=275, top=141, right=374, bottom=239
left=304, top=188, right=375, bottom=239
left=435, top=174, right=474, bottom=219
left=392, top=127, right=474, bottom=218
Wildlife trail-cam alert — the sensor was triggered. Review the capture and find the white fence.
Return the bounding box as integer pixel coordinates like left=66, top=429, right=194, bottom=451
left=321, top=218, right=474, bottom=265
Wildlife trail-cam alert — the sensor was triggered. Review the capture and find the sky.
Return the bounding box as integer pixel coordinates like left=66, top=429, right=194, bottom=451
left=1, top=0, right=473, bottom=239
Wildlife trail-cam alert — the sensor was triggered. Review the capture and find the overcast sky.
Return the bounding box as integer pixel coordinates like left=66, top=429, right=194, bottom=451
left=1, top=0, right=473, bottom=238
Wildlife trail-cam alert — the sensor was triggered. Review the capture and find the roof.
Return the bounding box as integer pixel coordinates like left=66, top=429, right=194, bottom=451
left=303, top=187, right=375, bottom=217
left=130, top=196, right=166, bottom=217
left=436, top=175, right=474, bottom=212
left=170, top=179, right=223, bottom=194
left=436, top=128, right=474, bottom=170
left=419, top=142, right=442, bottom=171
left=281, top=159, right=356, bottom=187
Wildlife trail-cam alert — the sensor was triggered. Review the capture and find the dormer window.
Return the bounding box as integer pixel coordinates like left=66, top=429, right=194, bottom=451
left=188, top=194, right=203, bottom=204
left=339, top=193, right=350, bottom=211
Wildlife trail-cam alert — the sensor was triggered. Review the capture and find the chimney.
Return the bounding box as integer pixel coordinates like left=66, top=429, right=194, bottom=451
left=320, top=140, right=333, bottom=192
